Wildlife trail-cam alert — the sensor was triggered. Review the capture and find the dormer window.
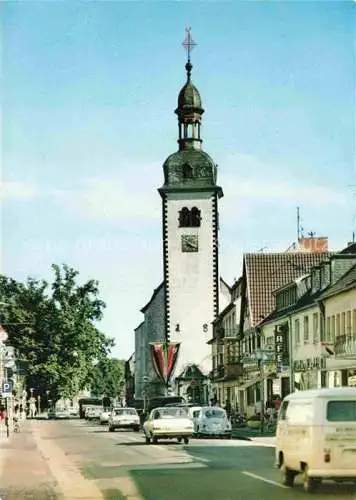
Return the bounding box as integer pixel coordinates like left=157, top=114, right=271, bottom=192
left=178, top=206, right=201, bottom=228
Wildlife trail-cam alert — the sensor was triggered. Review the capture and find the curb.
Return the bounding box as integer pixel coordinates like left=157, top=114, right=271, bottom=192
left=232, top=435, right=252, bottom=441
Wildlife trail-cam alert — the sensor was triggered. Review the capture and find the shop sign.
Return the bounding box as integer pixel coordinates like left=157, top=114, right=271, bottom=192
left=275, top=324, right=289, bottom=373
left=293, top=357, right=323, bottom=372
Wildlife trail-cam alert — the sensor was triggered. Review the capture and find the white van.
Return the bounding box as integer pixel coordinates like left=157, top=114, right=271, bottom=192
left=275, top=387, right=356, bottom=492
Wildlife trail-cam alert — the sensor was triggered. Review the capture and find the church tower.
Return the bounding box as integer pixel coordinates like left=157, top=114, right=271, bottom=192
left=158, top=30, right=223, bottom=390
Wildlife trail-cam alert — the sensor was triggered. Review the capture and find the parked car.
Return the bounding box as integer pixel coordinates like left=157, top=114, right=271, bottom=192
left=108, top=407, right=140, bottom=432
left=193, top=406, right=232, bottom=438
left=143, top=406, right=194, bottom=444
left=99, top=408, right=111, bottom=425
left=275, top=387, right=356, bottom=492
left=55, top=409, right=71, bottom=419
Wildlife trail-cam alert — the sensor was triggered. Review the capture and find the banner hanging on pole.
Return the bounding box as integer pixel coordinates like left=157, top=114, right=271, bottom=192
left=150, top=342, right=180, bottom=385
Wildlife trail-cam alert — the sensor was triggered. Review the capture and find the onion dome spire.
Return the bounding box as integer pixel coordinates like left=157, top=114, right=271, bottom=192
left=175, top=28, right=204, bottom=151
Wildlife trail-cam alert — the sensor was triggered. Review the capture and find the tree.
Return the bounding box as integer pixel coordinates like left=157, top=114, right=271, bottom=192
left=90, top=358, right=125, bottom=400
left=0, top=264, right=114, bottom=403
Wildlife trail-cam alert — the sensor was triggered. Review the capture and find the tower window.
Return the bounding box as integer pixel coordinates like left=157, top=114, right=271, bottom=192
left=179, top=207, right=191, bottom=227
left=191, top=207, right=201, bottom=227
left=178, top=207, right=201, bottom=228
left=182, top=163, right=193, bottom=180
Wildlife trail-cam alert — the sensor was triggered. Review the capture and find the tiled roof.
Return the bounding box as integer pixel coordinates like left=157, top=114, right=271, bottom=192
left=176, top=363, right=205, bottom=380
left=339, top=243, right=356, bottom=254
left=244, top=252, right=332, bottom=327
left=319, top=263, right=356, bottom=299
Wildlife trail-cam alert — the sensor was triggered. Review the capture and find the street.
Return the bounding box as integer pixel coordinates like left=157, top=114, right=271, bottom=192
left=1, top=418, right=355, bottom=500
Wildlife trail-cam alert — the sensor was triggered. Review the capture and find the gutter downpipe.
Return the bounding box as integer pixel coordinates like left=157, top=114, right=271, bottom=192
left=318, top=299, right=326, bottom=388
left=288, top=314, right=294, bottom=395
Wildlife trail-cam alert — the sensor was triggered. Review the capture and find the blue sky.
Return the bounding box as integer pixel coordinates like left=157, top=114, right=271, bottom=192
left=2, top=1, right=354, bottom=359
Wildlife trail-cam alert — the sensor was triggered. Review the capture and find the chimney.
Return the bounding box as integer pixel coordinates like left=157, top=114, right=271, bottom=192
left=298, top=236, right=328, bottom=253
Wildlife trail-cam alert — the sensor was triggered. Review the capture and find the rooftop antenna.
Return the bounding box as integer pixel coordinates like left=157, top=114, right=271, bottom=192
left=297, top=206, right=304, bottom=240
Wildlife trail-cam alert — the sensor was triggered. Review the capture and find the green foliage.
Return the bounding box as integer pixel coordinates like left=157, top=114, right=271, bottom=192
left=0, top=264, right=114, bottom=402
left=90, top=358, right=125, bottom=399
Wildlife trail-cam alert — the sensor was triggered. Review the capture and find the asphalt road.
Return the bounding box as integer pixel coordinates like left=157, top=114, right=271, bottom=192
left=40, top=418, right=356, bottom=500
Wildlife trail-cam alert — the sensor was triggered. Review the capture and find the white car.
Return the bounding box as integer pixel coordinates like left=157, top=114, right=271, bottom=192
left=99, top=408, right=111, bottom=425
left=193, top=406, right=232, bottom=438
left=143, top=406, right=194, bottom=444
left=108, top=408, right=140, bottom=432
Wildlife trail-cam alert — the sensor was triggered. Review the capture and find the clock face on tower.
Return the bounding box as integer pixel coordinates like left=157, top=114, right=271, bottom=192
left=181, top=234, right=199, bottom=252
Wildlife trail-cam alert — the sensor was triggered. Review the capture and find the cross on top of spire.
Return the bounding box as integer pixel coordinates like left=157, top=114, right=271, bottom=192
left=182, top=27, right=197, bottom=63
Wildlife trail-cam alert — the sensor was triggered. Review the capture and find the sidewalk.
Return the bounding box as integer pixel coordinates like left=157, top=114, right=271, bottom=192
left=0, top=419, right=60, bottom=500
left=0, top=419, right=105, bottom=499
left=231, top=425, right=275, bottom=441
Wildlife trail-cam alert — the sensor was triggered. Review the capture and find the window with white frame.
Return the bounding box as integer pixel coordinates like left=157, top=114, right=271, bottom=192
left=294, top=318, right=300, bottom=345
left=341, top=312, right=346, bottom=335
left=326, top=317, right=331, bottom=342
left=346, top=310, right=352, bottom=336
left=313, top=313, right=319, bottom=343
left=303, top=316, right=309, bottom=342
left=331, top=316, right=336, bottom=342
left=336, top=314, right=341, bottom=336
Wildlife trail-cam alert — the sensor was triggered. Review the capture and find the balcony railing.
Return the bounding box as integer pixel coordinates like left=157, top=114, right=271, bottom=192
left=213, top=326, right=240, bottom=341
left=223, top=328, right=239, bottom=339
left=335, top=334, right=356, bottom=359
left=210, top=361, right=243, bottom=380
left=210, top=365, right=225, bottom=380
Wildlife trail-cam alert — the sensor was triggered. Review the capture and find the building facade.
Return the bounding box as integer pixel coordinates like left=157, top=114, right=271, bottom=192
left=259, top=250, right=356, bottom=411
left=209, top=278, right=243, bottom=410
left=134, top=284, right=165, bottom=400
left=236, top=246, right=332, bottom=417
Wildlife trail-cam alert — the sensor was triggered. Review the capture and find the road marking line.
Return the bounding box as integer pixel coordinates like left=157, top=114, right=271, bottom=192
left=241, top=471, right=288, bottom=489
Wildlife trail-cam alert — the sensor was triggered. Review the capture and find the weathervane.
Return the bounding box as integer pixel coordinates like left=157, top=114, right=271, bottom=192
left=182, top=27, right=197, bottom=62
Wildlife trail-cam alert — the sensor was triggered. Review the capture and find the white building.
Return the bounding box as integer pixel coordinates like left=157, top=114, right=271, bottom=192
left=158, top=56, right=223, bottom=383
